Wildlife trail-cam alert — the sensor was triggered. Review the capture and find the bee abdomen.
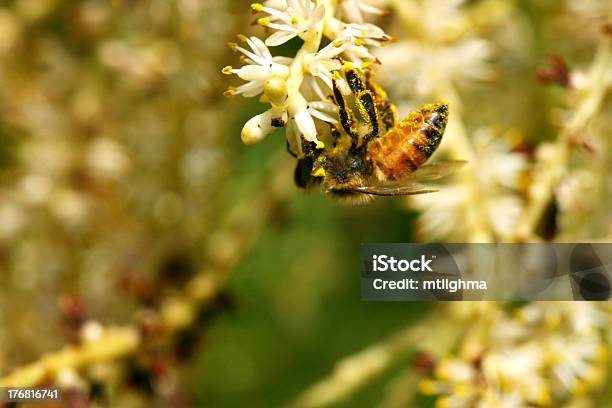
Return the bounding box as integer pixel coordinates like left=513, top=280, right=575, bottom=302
left=419, top=102, right=448, bottom=155
left=366, top=103, right=449, bottom=180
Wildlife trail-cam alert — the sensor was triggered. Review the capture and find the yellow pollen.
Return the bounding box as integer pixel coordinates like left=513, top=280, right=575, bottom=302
left=435, top=397, right=451, bottom=408
left=354, top=38, right=366, bottom=46
left=222, top=66, right=234, bottom=75
left=418, top=379, right=437, bottom=395
left=596, top=346, right=609, bottom=363
left=316, top=141, right=325, bottom=149
left=572, top=379, right=590, bottom=396
left=237, top=34, right=248, bottom=42
left=291, top=17, right=299, bottom=24
left=223, top=88, right=236, bottom=96
left=453, top=383, right=471, bottom=398
left=516, top=172, right=530, bottom=191
left=505, top=128, right=523, bottom=146
left=312, top=168, right=326, bottom=177
left=342, top=62, right=355, bottom=71
left=544, top=351, right=561, bottom=366
left=333, top=40, right=345, bottom=48
left=434, top=366, right=450, bottom=381
left=544, top=314, right=561, bottom=330
left=250, top=3, right=264, bottom=12
left=585, top=367, right=605, bottom=385
left=536, top=384, right=552, bottom=406
left=361, top=61, right=373, bottom=69
left=227, top=42, right=238, bottom=51
left=258, top=17, right=271, bottom=26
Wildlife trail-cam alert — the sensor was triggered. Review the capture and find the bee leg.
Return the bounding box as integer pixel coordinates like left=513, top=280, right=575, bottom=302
left=332, top=75, right=359, bottom=143
left=294, top=156, right=315, bottom=189
left=364, top=69, right=398, bottom=134
left=294, top=140, right=323, bottom=189
left=343, top=64, right=379, bottom=145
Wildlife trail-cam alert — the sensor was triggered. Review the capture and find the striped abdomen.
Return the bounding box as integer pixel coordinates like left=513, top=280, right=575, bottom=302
left=366, top=103, right=448, bottom=180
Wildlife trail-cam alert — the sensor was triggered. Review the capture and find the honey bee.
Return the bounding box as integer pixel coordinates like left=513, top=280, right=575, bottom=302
left=290, top=63, right=466, bottom=204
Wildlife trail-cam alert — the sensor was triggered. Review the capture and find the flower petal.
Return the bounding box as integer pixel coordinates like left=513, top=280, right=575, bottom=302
left=265, top=30, right=298, bottom=46
left=294, top=108, right=317, bottom=142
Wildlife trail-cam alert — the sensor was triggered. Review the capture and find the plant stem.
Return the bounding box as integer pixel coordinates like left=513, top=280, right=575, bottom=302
left=291, top=310, right=464, bottom=408
left=514, top=37, right=611, bottom=241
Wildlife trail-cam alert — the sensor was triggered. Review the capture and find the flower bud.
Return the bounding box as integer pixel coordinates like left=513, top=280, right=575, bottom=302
left=264, top=77, right=288, bottom=106
left=241, top=110, right=273, bottom=145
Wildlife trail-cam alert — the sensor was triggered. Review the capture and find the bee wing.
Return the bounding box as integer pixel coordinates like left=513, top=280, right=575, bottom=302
left=405, top=160, right=468, bottom=182
left=350, top=160, right=467, bottom=196
left=351, top=183, right=439, bottom=196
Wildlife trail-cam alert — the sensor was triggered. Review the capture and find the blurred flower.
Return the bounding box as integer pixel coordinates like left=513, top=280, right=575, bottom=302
left=378, top=37, right=494, bottom=97
left=99, top=39, right=182, bottom=82
left=421, top=303, right=610, bottom=407
left=86, top=138, right=131, bottom=181
left=0, top=202, right=25, bottom=241
left=411, top=128, right=526, bottom=240
left=337, top=0, right=388, bottom=24
left=0, top=9, right=21, bottom=56
left=375, top=0, right=501, bottom=96
left=0, top=0, right=234, bottom=378
left=557, top=170, right=598, bottom=215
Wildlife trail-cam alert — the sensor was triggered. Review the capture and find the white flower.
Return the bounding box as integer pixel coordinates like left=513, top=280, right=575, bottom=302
left=253, top=0, right=325, bottom=46
left=293, top=106, right=318, bottom=142
left=241, top=109, right=277, bottom=145
left=486, top=195, right=523, bottom=238
left=337, top=0, right=388, bottom=23
left=410, top=127, right=526, bottom=240
left=307, top=100, right=339, bottom=124
left=326, top=19, right=392, bottom=64
left=556, top=170, right=597, bottom=214
left=470, top=128, right=527, bottom=189
left=377, top=38, right=494, bottom=97
left=341, top=22, right=391, bottom=47
left=547, top=335, right=605, bottom=394
left=410, top=184, right=469, bottom=241
left=227, top=0, right=390, bottom=148
left=423, top=303, right=611, bottom=407
left=304, top=38, right=351, bottom=90
left=223, top=36, right=291, bottom=97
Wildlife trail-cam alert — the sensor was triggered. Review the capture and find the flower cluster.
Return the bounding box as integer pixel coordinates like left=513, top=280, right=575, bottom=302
left=376, top=0, right=499, bottom=97
left=222, top=0, right=391, bottom=153
left=420, top=303, right=610, bottom=407
left=0, top=0, right=233, bottom=378
left=373, top=0, right=527, bottom=242
left=411, top=127, right=527, bottom=241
